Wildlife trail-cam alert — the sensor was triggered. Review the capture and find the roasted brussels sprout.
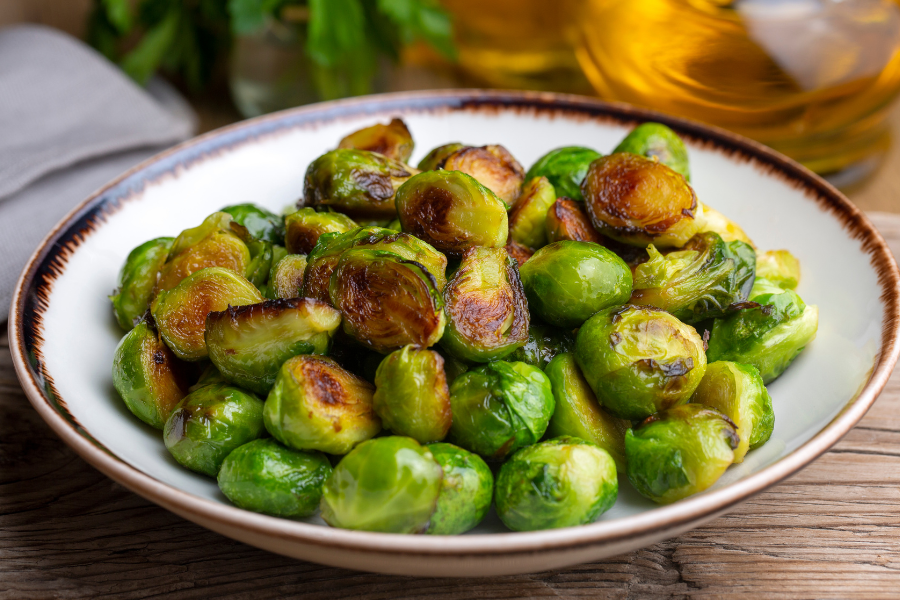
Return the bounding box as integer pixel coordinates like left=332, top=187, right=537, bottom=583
left=582, top=153, right=703, bottom=248
left=395, top=170, right=508, bottom=257
left=545, top=197, right=607, bottom=245
left=440, top=246, right=529, bottom=362
left=264, top=355, right=381, bottom=455
left=690, top=361, right=773, bottom=463
left=220, top=203, right=285, bottom=244
left=190, top=362, right=228, bottom=391
left=241, top=237, right=276, bottom=288
left=544, top=353, right=629, bottom=470
left=440, top=144, right=525, bottom=207
left=508, top=320, right=575, bottom=370
left=416, top=142, right=467, bottom=171
left=110, top=237, right=174, bottom=330
left=285, top=208, right=357, bottom=255
left=756, top=250, right=801, bottom=289
left=504, top=238, right=534, bottom=268
left=112, top=319, right=189, bottom=429
left=267, top=254, right=307, bottom=299
left=625, top=404, right=738, bottom=504
left=206, top=298, right=341, bottom=395
left=525, top=146, right=602, bottom=202
left=613, top=122, right=691, bottom=182
left=520, top=241, right=633, bottom=328
left=337, top=118, right=414, bottom=163
left=700, top=205, right=753, bottom=245
left=320, top=436, right=443, bottom=533
left=495, top=436, right=618, bottom=532
left=575, top=305, right=707, bottom=420
left=449, top=361, right=554, bottom=460
left=151, top=267, right=263, bottom=360
left=508, top=176, right=557, bottom=249
left=163, top=383, right=266, bottom=476
left=426, top=443, right=493, bottom=535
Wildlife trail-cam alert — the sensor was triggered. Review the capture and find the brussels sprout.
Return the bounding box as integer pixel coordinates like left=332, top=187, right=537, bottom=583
left=426, top=443, right=493, bottom=535
left=285, top=208, right=357, bottom=255
left=520, top=241, right=633, bottom=328
left=544, top=353, right=629, bottom=470
left=329, top=249, right=446, bottom=353
left=302, top=149, right=416, bottom=220
left=525, top=146, right=602, bottom=202
left=689, top=361, right=773, bottom=463
left=205, top=298, right=342, bottom=395
left=699, top=205, right=753, bottom=245
left=163, top=383, right=266, bottom=476
left=545, top=197, right=607, bottom=245
left=575, top=305, right=707, bottom=420
left=440, top=247, right=529, bottom=362
left=112, top=319, right=190, bottom=429
left=264, top=355, right=381, bottom=455
left=449, top=361, right=554, bottom=460
left=217, top=438, right=332, bottom=518
left=706, top=288, right=818, bottom=383
left=373, top=346, right=452, bottom=443
left=395, top=170, right=509, bottom=257
left=386, top=218, right=402, bottom=231
left=495, top=436, right=618, bottom=532
left=748, top=276, right=785, bottom=299
left=348, top=230, right=448, bottom=291
left=756, top=250, right=800, bottom=289
left=630, top=232, right=756, bottom=324
left=110, top=237, right=174, bottom=330
left=242, top=238, right=275, bottom=288
left=417, top=142, right=467, bottom=171
left=440, top=144, right=525, bottom=207
left=435, top=348, right=469, bottom=384
left=337, top=118, right=414, bottom=162
left=505, top=238, right=534, bottom=268
left=220, top=203, right=285, bottom=244
left=625, top=404, right=738, bottom=504
left=582, top=153, right=703, bottom=248
left=613, top=122, right=691, bottom=182
left=151, top=267, right=263, bottom=360
left=190, top=362, right=228, bottom=391
left=508, top=177, right=557, bottom=249
left=267, top=254, right=307, bottom=299
left=508, top=320, right=575, bottom=370
left=320, top=436, right=443, bottom=533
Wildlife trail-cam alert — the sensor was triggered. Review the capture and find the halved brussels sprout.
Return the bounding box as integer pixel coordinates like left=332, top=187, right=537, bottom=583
left=110, top=236, right=174, bottom=330
left=756, top=250, right=800, bottom=289
left=544, top=353, right=629, bottom=471
left=630, top=232, right=756, bottom=324
left=417, top=142, right=467, bottom=171
left=495, top=436, right=618, bottom=532
left=151, top=267, right=263, bottom=360
left=700, top=205, right=753, bottom=245
left=112, top=319, right=190, bottom=429
left=264, top=355, right=381, bottom=455
left=337, top=118, right=414, bottom=163
left=449, top=361, right=554, bottom=460
left=520, top=241, right=633, bottom=328
left=440, top=144, right=525, bottom=207
left=320, top=436, right=443, bottom=533
left=625, top=404, right=738, bottom=504
left=504, top=239, right=533, bottom=268
left=163, top=383, right=266, bottom=476
left=508, top=320, right=575, bottom=370
left=613, top=122, right=691, bottom=182
left=426, top=442, right=494, bottom=535
left=206, top=298, right=342, bottom=395
left=545, top=197, right=607, bottom=245
left=575, top=305, right=707, bottom=420
left=508, top=176, right=557, bottom=249
left=582, top=153, right=703, bottom=248
left=689, top=361, right=773, bottom=463
left=285, top=208, right=357, bottom=255
left=267, top=254, right=307, bottom=299
left=220, top=203, right=285, bottom=244
left=440, top=247, right=529, bottom=362
left=395, top=170, right=508, bottom=257
left=349, top=230, right=448, bottom=291
left=525, top=146, right=602, bottom=202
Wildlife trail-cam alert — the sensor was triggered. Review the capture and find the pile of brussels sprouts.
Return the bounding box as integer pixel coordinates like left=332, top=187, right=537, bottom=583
left=110, top=117, right=818, bottom=534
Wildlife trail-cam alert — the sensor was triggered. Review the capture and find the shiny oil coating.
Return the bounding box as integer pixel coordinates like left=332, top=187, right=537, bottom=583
left=525, top=146, right=602, bottom=202
left=337, top=118, right=415, bottom=163
left=110, top=236, right=174, bottom=330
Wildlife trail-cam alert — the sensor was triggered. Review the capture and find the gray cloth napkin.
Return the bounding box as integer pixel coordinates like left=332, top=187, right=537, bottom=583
left=0, top=25, right=197, bottom=319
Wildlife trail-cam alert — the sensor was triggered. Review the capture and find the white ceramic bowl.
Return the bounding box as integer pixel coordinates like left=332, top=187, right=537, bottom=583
left=9, top=90, right=900, bottom=577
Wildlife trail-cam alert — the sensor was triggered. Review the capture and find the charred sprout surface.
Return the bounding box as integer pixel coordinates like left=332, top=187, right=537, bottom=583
left=508, top=321, right=575, bottom=370
left=440, top=144, right=525, bottom=207
left=426, top=442, right=494, bottom=535
left=285, top=208, right=357, bottom=255
left=756, top=250, right=801, bottom=289
left=267, top=254, right=308, bottom=299
left=504, top=238, right=534, bottom=268
left=220, top=204, right=285, bottom=244
left=507, top=176, right=557, bottom=250
left=525, top=146, right=603, bottom=202
left=700, top=205, right=754, bottom=245
left=111, top=237, right=174, bottom=330
left=417, top=142, right=467, bottom=171
left=613, top=123, right=691, bottom=182
left=545, top=197, right=608, bottom=245
left=337, top=118, right=415, bottom=163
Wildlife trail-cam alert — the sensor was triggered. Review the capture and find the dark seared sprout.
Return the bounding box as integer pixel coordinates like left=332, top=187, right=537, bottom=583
left=285, top=207, right=357, bottom=255
left=110, top=236, right=173, bottom=330
left=440, top=144, right=525, bottom=207
left=346, top=229, right=448, bottom=291
left=329, top=249, right=447, bottom=353
left=267, top=254, right=307, bottom=299
left=630, top=232, right=756, bottom=324
left=699, top=205, right=753, bottom=245
left=508, top=176, right=557, bottom=249
left=756, top=250, right=800, bottom=289
left=582, top=153, right=703, bottom=248
left=440, top=246, right=529, bottom=362
left=520, top=241, right=633, bottom=328
left=525, top=146, right=602, bottom=202
left=575, top=305, right=707, bottom=420
left=302, top=149, right=416, bottom=220
left=625, top=404, right=738, bottom=504
left=449, top=360, right=555, bottom=461
left=613, top=122, right=691, bottom=182
left=545, top=197, right=607, bottom=245
left=495, top=436, right=618, bottom=532
left=217, top=438, right=332, bottom=518
left=426, top=442, right=494, bottom=535
left=544, top=353, right=629, bottom=471
left=395, top=170, right=509, bottom=257
left=319, top=436, right=443, bottom=533
left=151, top=267, right=263, bottom=360
left=263, top=355, right=381, bottom=455
left=220, top=203, right=285, bottom=244
left=416, top=142, right=467, bottom=171
left=508, top=320, right=575, bottom=370
left=163, top=383, right=266, bottom=477
left=504, top=238, right=534, bottom=268
left=205, top=297, right=342, bottom=395
left=373, top=345, right=452, bottom=443
left=112, top=319, right=190, bottom=429
left=690, top=361, right=773, bottom=463
left=337, top=118, right=414, bottom=163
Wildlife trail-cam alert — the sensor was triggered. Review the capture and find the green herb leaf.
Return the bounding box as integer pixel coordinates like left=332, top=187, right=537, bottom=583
left=375, top=0, right=455, bottom=59
left=101, top=0, right=134, bottom=34
left=120, top=7, right=181, bottom=84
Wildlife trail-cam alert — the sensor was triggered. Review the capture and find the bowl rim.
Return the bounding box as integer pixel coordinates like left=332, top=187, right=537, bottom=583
left=8, top=88, right=900, bottom=557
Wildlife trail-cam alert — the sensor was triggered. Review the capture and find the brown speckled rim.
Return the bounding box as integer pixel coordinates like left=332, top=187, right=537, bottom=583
left=9, top=89, right=900, bottom=561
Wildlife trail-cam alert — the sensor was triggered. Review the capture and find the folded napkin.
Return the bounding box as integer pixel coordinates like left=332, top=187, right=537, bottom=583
left=0, top=25, right=197, bottom=319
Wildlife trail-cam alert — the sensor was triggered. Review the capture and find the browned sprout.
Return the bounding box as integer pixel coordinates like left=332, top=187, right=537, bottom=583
left=441, top=144, right=525, bottom=207
left=505, top=238, right=534, bottom=267
left=545, top=197, right=607, bottom=245
left=268, top=254, right=307, bottom=299
left=337, top=118, right=414, bottom=163
left=285, top=208, right=356, bottom=255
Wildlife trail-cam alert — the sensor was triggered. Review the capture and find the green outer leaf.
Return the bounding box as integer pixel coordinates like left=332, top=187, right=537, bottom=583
left=120, top=7, right=181, bottom=85
left=102, top=0, right=134, bottom=33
